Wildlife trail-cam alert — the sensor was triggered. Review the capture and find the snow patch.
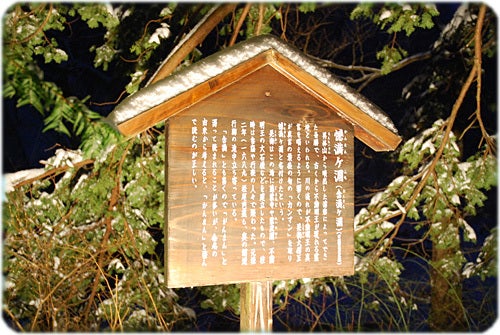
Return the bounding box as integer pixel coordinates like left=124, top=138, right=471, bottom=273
left=3, top=168, right=46, bottom=193
left=433, top=4, right=474, bottom=50
left=450, top=193, right=460, bottom=205
left=369, top=192, right=384, bottom=207
left=149, top=23, right=171, bottom=44
left=462, top=262, right=475, bottom=278
left=379, top=10, right=392, bottom=20
left=53, top=256, right=61, bottom=271
left=381, top=221, right=395, bottom=230
left=108, top=258, right=125, bottom=271
left=459, top=218, right=476, bottom=241
left=41, top=148, right=84, bottom=168
left=421, top=138, right=435, bottom=154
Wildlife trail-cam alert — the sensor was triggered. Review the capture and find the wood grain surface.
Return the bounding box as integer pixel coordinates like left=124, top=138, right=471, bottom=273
left=165, top=65, right=354, bottom=287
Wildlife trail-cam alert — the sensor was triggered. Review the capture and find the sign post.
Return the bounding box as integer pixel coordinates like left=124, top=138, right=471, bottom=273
left=105, top=34, right=401, bottom=332
left=240, top=281, right=273, bottom=332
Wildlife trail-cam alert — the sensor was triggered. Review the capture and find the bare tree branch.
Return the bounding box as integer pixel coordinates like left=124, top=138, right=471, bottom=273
left=383, top=4, right=486, bottom=255
left=472, top=5, right=496, bottom=155
left=255, top=3, right=265, bottom=36
left=309, top=51, right=432, bottom=91
left=147, top=3, right=237, bottom=85
left=13, top=159, right=95, bottom=189
left=229, top=3, right=251, bottom=46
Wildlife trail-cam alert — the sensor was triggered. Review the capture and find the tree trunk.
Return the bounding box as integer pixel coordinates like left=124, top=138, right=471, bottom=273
left=428, top=223, right=465, bottom=331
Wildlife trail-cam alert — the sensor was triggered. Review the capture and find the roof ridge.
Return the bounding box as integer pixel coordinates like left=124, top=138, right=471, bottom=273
left=106, top=34, right=399, bottom=141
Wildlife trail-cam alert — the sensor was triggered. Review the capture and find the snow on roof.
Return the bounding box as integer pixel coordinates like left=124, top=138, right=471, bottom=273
left=106, top=34, right=398, bottom=134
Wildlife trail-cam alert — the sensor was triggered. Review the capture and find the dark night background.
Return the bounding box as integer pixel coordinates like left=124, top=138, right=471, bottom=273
left=2, top=2, right=465, bottom=174
left=1, top=2, right=497, bottom=331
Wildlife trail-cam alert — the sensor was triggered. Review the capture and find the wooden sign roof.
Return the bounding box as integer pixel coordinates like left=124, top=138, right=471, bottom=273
left=106, top=35, right=401, bottom=151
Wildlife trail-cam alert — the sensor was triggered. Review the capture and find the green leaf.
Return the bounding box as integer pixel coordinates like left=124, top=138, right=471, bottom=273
left=298, top=3, right=316, bottom=13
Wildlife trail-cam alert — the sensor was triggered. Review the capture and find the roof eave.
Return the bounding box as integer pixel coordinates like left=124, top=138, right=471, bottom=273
left=266, top=50, right=402, bottom=151
left=107, top=35, right=401, bottom=151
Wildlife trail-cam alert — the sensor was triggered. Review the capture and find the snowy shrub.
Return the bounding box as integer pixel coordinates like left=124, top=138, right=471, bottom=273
left=3, top=131, right=194, bottom=331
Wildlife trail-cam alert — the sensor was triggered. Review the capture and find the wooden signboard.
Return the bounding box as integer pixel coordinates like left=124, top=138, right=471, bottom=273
left=166, top=65, right=354, bottom=287
left=106, top=35, right=401, bottom=291
left=106, top=34, right=401, bottom=331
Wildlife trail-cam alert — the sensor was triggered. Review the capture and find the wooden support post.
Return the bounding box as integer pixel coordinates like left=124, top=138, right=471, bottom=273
left=240, top=281, right=273, bottom=332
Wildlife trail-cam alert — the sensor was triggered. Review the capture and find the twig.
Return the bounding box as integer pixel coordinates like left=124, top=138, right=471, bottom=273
left=8, top=4, right=52, bottom=45
left=30, top=255, right=95, bottom=330
left=355, top=168, right=426, bottom=235
left=14, top=159, right=94, bottom=189
left=81, top=142, right=132, bottom=324
left=473, top=6, right=495, bottom=155
left=229, top=3, right=251, bottom=46
left=310, top=51, right=432, bottom=91
left=3, top=308, right=24, bottom=331
left=90, top=89, right=129, bottom=107
left=255, top=3, right=265, bottom=36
